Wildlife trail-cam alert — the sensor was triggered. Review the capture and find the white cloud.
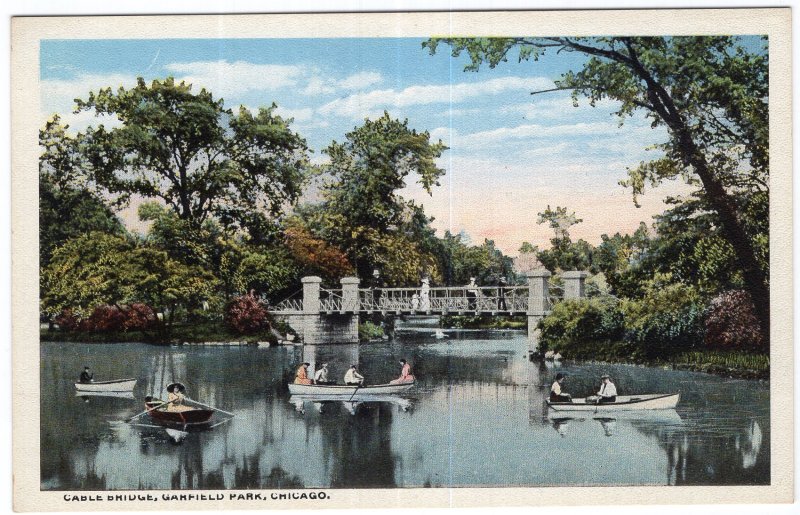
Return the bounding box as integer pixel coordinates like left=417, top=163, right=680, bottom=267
left=164, top=60, right=305, bottom=98
left=453, top=121, right=633, bottom=149
left=273, top=106, right=314, bottom=122
left=338, top=71, right=382, bottom=90
left=500, top=96, right=622, bottom=121
left=302, top=70, right=384, bottom=96
left=318, top=76, right=554, bottom=119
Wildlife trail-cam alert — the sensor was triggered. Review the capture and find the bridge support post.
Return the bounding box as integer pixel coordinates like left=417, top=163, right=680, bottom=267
left=562, top=271, right=589, bottom=299
left=299, top=276, right=323, bottom=344
left=526, top=269, right=551, bottom=353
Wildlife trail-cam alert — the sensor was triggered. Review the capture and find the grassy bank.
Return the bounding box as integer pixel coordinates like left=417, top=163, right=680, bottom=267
left=40, top=320, right=286, bottom=345
left=536, top=345, right=769, bottom=381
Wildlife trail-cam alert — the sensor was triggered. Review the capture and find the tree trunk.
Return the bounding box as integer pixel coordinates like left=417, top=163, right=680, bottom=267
left=676, top=130, right=770, bottom=343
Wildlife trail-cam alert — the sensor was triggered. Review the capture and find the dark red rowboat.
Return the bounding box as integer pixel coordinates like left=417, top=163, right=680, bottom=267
left=144, top=401, right=214, bottom=425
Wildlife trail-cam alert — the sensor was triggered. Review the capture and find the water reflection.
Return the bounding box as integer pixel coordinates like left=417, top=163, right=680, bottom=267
left=41, top=331, right=769, bottom=489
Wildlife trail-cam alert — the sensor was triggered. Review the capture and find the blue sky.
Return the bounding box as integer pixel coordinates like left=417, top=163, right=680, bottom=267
left=41, top=37, right=690, bottom=254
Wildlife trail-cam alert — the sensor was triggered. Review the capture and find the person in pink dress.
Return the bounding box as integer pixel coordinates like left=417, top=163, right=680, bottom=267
left=390, top=359, right=415, bottom=384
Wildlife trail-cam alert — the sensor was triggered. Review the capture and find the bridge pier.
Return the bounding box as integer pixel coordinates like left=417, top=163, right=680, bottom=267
left=526, top=269, right=551, bottom=353
left=292, top=276, right=360, bottom=345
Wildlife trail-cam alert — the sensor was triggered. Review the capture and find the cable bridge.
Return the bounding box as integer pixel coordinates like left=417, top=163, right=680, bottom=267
left=271, top=270, right=590, bottom=351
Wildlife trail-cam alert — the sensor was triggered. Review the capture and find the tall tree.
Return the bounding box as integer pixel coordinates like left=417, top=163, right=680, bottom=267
left=425, top=36, right=770, bottom=340
left=317, top=112, right=447, bottom=280
left=74, top=77, right=310, bottom=235
left=39, top=117, right=124, bottom=266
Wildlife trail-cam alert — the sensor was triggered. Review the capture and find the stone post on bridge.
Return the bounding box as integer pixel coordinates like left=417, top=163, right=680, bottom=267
left=341, top=277, right=360, bottom=312
left=526, top=269, right=551, bottom=353
left=302, top=276, right=322, bottom=313
left=562, top=271, right=589, bottom=299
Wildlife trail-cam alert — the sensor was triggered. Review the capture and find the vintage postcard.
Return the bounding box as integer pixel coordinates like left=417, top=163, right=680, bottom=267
left=11, top=8, right=793, bottom=511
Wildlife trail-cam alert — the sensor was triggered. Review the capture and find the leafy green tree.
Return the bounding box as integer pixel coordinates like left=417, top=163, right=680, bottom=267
left=437, top=232, right=512, bottom=286
left=139, top=202, right=295, bottom=299
left=74, top=77, right=310, bottom=235
left=316, top=112, right=448, bottom=281
left=533, top=205, right=594, bottom=272
left=39, top=117, right=124, bottom=266
left=425, top=36, right=770, bottom=340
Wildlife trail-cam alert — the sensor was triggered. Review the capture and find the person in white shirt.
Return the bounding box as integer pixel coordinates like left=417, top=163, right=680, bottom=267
left=314, top=363, right=334, bottom=385
left=549, top=373, right=572, bottom=402
left=596, top=374, right=617, bottom=403
left=344, top=365, right=364, bottom=386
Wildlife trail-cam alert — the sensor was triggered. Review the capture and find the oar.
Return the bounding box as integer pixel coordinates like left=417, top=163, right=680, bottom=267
left=126, top=398, right=177, bottom=423
left=184, top=397, right=235, bottom=417
left=348, top=381, right=364, bottom=402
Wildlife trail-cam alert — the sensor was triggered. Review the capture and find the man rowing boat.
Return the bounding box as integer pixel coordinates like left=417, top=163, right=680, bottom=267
left=595, top=374, right=617, bottom=403
left=78, top=366, right=93, bottom=383
left=344, top=364, right=364, bottom=386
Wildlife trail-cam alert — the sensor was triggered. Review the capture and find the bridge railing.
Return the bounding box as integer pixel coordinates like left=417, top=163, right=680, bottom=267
left=320, top=289, right=343, bottom=312
left=358, top=285, right=536, bottom=312
left=272, top=297, right=303, bottom=312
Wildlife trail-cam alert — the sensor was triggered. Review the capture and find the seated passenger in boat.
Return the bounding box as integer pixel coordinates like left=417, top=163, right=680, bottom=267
left=390, top=359, right=415, bottom=384
left=595, top=374, right=617, bottom=403
left=78, top=366, right=93, bottom=383
left=314, top=362, right=335, bottom=385
left=549, top=373, right=572, bottom=402
left=294, top=363, right=313, bottom=385
left=344, top=365, right=364, bottom=386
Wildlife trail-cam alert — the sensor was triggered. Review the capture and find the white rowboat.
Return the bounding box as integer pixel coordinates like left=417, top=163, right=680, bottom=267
left=546, top=393, right=680, bottom=411
left=74, top=378, right=137, bottom=393
left=288, top=382, right=414, bottom=396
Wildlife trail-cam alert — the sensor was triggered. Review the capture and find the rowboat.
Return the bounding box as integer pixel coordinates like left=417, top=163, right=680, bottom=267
left=546, top=393, right=680, bottom=411
left=74, top=378, right=137, bottom=393
left=75, top=390, right=135, bottom=400
left=144, top=400, right=214, bottom=425
left=288, top=381, right=415, bottom=396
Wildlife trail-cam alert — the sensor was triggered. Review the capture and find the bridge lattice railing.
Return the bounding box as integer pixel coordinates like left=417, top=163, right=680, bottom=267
left=359, top=286, right=537, bottom=312
left=320, top=289, right=343, bottom=312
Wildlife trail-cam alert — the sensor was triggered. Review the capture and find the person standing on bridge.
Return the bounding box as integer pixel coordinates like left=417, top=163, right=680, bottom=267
left=370, top=269, right=385, bottom=309
left=466, top=277, right=478, bottom=311
left=420, top=277, right=431, bottom=311
left=497, top=277, right=508, bottom=311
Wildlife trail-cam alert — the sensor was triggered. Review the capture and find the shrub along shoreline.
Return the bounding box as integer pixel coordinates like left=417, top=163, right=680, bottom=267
left=535, top=289, right=769, bottom=381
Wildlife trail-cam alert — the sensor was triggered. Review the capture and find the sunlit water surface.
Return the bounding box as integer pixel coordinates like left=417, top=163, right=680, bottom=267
left=41, top=326, right=769, bottom=489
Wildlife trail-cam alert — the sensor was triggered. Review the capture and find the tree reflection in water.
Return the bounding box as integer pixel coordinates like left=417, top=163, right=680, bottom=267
left=40, top=335, right=769, bottom=489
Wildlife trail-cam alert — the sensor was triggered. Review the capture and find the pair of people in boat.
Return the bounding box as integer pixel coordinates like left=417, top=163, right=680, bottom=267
left=550, top=373, right=617, bottom=403
left=294, top=362, right=358, bottom=385
left=293, top=359, right=415, bottom=386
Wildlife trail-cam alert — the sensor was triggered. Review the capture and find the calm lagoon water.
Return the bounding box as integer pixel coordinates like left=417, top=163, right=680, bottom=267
left=41, top=326, right=769, bottom=490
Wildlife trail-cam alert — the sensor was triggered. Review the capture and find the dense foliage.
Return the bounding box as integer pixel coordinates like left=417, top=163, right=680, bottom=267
left=705, top=290, right=765, bottom=351
left=224, top=295, right=271, bottom=335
